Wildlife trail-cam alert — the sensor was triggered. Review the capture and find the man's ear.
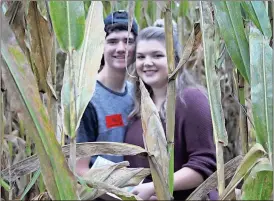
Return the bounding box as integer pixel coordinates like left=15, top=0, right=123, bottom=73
left=98, top=55, right=104, bottom=73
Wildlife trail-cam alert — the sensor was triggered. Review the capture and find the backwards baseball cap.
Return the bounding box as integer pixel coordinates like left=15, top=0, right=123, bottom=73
left=104, top=10, right=138, bottom=36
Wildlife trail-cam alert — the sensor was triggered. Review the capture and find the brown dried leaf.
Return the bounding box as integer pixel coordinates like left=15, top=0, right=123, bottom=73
left=26, top=1, right=56, bottom=98
left=5, top=1, right=29, bottom=57
left=84, top=180, right=142, bottom=200
left=168, top=23, right=202, bottom=80
left=31, top=192, right=51, bottom=200
left=156, top=1, right=169, bottom=12
left=139, top=79, right=170, bottom=199
left=79, top=161, right=129, bottom=199
left=1, top=142, right=147, bottom=181
left=80, top=161, right=149, bottom=200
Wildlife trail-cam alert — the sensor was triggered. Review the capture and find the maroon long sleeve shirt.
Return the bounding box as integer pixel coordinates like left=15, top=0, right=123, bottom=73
left=125, top=87, right=217, bottom=200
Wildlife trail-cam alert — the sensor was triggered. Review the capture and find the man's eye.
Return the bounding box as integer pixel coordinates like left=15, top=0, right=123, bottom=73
left=124, top=39, right=135, bottom=44
left=108, top=40, right=117, bottom=44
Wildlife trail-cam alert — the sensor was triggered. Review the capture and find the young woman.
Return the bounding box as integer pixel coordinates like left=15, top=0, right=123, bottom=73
left=124, top=26, right=217, bottom=200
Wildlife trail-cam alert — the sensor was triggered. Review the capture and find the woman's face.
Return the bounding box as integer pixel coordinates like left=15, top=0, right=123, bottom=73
left=136, top=39, right=168, bottom=89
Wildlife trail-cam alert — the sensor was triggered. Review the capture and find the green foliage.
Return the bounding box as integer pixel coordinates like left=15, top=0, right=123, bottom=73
left=200, top=1, right=227, bottom=195
left=214, top=1, right=250, bottom=83
left=249, top=26, right=273, bottom=157
left=241, top=158, right=273, bottom=200
left=48, top=1, right=85, bottom=52
left=61, top=2, right=105, bottom=139
left=220, top=144, right=266, bottom=199
left=20, top=169, right=41, bottom=200
left=241, top=1, right=272, bottom=39
left=1, top=10, right=78, bottom=200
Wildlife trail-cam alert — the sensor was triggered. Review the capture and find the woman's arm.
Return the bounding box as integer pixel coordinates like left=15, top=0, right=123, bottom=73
left=131, top=166, right=203, bottom=200
left=173, top=167, right=204, bottom=191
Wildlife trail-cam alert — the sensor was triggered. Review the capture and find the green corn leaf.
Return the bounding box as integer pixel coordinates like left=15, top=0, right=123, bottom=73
left=179, top=0, right=189, bottom=17
left=134, top=0, right=142, bottom=25
left=1, top=10, right=78, bottom=200
left=200, top=2, right=227, bottom=195
left=241, top=1, right=272, bottom=39
left=200, top=1, right=228, bottom=146
left=241, top=158, right=273, bottom=200
left=220, top=143, right=266, bottom=200
left=214, top=1, right=250, bottom=83
left=84, top=1, right=91, bottom=18
left=102, top=1, right=111, bottom=18
left=0, top=178, right=10, bottom=192
left=48, top=1, right=85, bottom=52
left=62, top=1, right=105, bottom=139
left=20, top=169, right=41, bottom=200
left=249, top=26, right=273, bottom=160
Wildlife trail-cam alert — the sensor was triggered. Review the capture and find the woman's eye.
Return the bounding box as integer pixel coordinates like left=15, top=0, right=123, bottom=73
left=155, top=54, right=164, bottom=58
left=137, top=56, right=144, bottom=59
left=128, top=39, right=135, bottom=44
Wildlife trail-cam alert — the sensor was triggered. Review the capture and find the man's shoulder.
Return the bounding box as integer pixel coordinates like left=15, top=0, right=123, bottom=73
left=125, top=81, right=135, bottom=96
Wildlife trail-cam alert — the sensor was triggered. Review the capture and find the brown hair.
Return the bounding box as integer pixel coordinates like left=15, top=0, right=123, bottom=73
left=129, top=26, right=206, bottom=120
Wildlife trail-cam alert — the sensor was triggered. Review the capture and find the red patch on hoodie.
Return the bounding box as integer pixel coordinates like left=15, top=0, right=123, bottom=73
left=105, top=114, right=124, bottom=129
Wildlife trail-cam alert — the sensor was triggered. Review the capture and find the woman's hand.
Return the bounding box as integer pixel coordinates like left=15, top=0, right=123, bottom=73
left=131, top=182, right=156, bottom=200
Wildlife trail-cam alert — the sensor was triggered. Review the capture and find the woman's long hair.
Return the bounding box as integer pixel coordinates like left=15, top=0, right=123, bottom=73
left=129, top=24, right=206, bottom=120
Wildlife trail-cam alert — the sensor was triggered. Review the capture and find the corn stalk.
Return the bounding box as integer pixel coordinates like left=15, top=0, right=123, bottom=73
left=238, top=74, right=249, bottom=155
left=200, top=1, right=228, bottom=196
left=163, top=1, right=176, bottom=196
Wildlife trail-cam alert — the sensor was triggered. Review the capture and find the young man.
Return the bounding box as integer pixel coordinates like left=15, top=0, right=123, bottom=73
left=76, top=10, right=138, bottom=176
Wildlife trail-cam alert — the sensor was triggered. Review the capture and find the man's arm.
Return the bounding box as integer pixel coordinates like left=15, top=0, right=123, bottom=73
left=76, top=102, right=98, bottom=176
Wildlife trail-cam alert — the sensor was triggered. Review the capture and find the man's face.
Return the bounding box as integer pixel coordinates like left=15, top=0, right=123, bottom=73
left=103, top=30, right=136, bottom=70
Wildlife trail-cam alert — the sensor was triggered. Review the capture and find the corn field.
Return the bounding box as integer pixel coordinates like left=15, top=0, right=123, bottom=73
left=1, top=1, right=273, bottom=200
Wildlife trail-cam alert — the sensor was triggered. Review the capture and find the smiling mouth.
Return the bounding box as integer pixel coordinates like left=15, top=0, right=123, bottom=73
left=143, top=70, right=157, bottom=76
left=114, top=56, right=125, bottom=59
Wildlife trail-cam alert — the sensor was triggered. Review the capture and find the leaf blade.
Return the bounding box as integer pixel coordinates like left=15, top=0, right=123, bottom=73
left=200, top=1, right=227, bottom=195
left=220, top=143, right=267, bottom=200
left=214, top=1, right=250, bottom=83
left=61, top=1, right=105, bottom=138
left=1, top=11, right=78, bottom=200
left=249, top=26, right=273, bottom=158
left=241, top=158, right=273, bottom=200
left=48, top=1, right=85, bottom=52
left=1, top=142, right=148, bottom=181
left=139, top=79, right=171, bottom=200
left=241, top=1, right=272, bottom=39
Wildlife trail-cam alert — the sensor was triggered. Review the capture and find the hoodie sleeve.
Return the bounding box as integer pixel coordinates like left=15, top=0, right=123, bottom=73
left=180, top=88, right=216, bottom=180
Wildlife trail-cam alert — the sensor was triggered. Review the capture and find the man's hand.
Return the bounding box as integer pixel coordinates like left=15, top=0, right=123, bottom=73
left=131, top=182, right=157, bottom=200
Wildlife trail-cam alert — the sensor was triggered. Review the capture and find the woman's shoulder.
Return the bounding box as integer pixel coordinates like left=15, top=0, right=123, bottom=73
left=177, top=87, right=208, bottom=105
left=175, top=87, right=210, bottom=119
left=181, top=87, right=207, bottom=100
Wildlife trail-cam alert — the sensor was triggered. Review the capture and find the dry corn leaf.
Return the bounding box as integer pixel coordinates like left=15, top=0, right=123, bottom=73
left=84, top=180, right=142, bottom=200
left=26, top=1, right=56, bottom=98
left=79, top=161, right=150, bottom=200
left=139, top=79, right=171, bottom=200
left=1, top=142, right=147, bottom=181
